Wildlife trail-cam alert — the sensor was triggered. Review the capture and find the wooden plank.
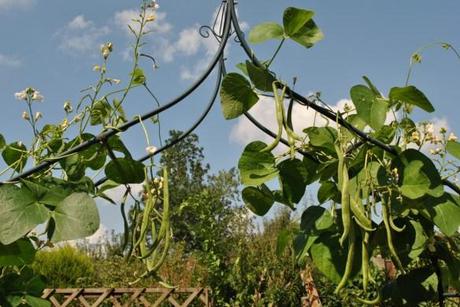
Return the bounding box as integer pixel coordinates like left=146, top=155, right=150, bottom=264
left=122, top=288, right=144, bottom=307
left=49, top=296, right=62, bottom=307
left=91, top=288, right=113, bottom=307
left=61, top=288, right=83, bottom=307
left=152, top=289, right=174, bottom=307
left=41, top=289, right=54, bottom=299
left=168, top=295, right=182, bottom=307
left=182, top=288, right=202, bottom=306
left=78, top=295, right=91, bottom=307
left=138, top=295, right=151, bottom=306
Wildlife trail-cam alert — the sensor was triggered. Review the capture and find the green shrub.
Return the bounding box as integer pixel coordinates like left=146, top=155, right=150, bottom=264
left=32, top=245, right=95, bottom=288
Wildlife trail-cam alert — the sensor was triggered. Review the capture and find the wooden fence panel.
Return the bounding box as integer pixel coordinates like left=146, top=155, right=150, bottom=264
left=42, top=288, right=210, bottom=307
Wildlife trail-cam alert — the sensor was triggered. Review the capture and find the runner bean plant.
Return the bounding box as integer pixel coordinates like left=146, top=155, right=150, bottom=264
left=220, top=6, right=460, bottom=305
left=0, top=1, right=171, bottom=305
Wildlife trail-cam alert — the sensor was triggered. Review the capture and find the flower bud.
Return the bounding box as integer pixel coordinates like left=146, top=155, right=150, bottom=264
left=145, top=145, right=157, bottom=155
left=34, top=112, right=42, bottom=121
left=448, top=132, right=458, bottom=142
left=63, top=101, right=73, bottom=113
left=22, top=111, right=30, bottom=121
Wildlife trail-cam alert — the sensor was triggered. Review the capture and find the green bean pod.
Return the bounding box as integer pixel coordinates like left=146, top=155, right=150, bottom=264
left=356, top=294, right=381, bottom=305
left=262, top=83, right=286, bottom=152
left=335, top=221, right=356, bottom=294
left=382, top=196, right=405, bottom=273
left=361, top=231, right=370, bottom=292
left=339, top=163, right=351, bottom=247
left=350, top=194, right=374, bottom=232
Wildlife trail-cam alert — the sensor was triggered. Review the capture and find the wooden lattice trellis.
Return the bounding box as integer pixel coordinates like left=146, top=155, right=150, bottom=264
left=41, top=287, right=210, bottom=307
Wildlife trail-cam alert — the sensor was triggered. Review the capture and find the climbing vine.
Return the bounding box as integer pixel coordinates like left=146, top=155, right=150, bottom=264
left=220, top=5, right=460, bottom=305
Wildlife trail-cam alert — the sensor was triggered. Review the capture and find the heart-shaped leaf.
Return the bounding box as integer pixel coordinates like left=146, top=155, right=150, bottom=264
left=220, top=73, right=259, bottom=119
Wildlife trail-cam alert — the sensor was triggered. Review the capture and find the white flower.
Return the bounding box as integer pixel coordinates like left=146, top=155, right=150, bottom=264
left=425, top=123, right=434, bottom=134
left=147, top=0, right=160, bottom=10
left=93, top=65, right=101, bottom=72
left=448, top=132, right=458, bottom=142
left=100, top=42, right=113, bottom=60
left=34, top=112, right=42, bottom=121
left=22, top=111, right=30, bottom=120
left=411, top=131, right=420, bottom=142
left=112, top=79, right=121, bottom=85
left=31, top=90, right=44, bottom=102
left=145, top=145, right=157, bottom=155
left=15, top=90, right=28, bottom=101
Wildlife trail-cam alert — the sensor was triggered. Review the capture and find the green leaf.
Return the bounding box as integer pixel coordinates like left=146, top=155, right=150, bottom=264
left=350, top=85, right=388, bottom=131
left=400, top=160, right=431, bottom=199
left=362, top=76, right=382, bottom=97
left=21, top=180, right=70, bottom=207
left=300, top=206, right=335, bottom=234
left=60, top=154, right=86, bottom=181
left=2, top=141, right=27, bottom=172
left=394, top=149, right=443, bottom=199
left=246, top=61, right=276, bottom=92
left=107, top=135, right=132, bottom=158
left=242, top=184, right=274, bottom=216
left=392, top=219, right=428, bottom=264
left=220, top=73, right=259, bottom=119
left=446, top=140, right=460, bottom=159
left=248, top=22, right=284, bottom=44
left=236, top=62, right=249, bottom=76
left=0, top=134, right=6, bottom=151
left=0, top=238, right=36, bottom=266
left=51, top=193, right=100, bottom=242
left=238, top=141, right=278, bottom=186
left=278, top=158, right=308, bottom=204
left=310, top=232, right=361, bottom=284
left=283, top=7, right=315, bottom=36
left=382, top=266, right=437, bottom=304
left=131, top=67, right=146, bottom=85
left=24, top=296, right=51, bottom=307
left=0, top=185, right=49, bottom=245
left=419, top=193, right=460, bottom=236
left=317, top=181, right=339, bottom=204
left=389, top=86, right=435, bottom=113
left=90, top=99, right=112, bottom=126
left=78, top=134, right=107, bottom=170
left=105, top=158, right=145, bottom=184
left=304, top=126, right=337, bottom=154
left=288, top=19, right=324, bottom=48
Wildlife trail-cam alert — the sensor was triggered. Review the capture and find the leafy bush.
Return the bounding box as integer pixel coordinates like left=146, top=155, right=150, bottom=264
left=32, top=245, right=95, bottom=288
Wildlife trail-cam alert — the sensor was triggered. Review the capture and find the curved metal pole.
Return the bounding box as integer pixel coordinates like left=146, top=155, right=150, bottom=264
left=95, top=57, right=225, bottom=187
left=1, top=1, right=233, bottom=185
left=227, top=0, right=460, bottom=195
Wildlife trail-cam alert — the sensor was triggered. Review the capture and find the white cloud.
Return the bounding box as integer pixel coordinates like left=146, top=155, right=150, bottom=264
left=0, top=53, right=21, bottom=67
left=67, top=15, right=92, bottom=30
left=0, top=0, right=35, bottom=11
left=57, top=15, right=110, bottom=55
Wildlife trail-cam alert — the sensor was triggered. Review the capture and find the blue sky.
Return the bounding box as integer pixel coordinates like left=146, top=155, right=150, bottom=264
left=0, top=0, right=459, bottom=234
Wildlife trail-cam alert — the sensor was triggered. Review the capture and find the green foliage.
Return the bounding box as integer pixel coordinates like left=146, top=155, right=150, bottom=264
left=222, top=5, right=460, bottom=305
left=220, top=73, right=259, bottom=119
left=32, top=245, right=95, bottom=288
